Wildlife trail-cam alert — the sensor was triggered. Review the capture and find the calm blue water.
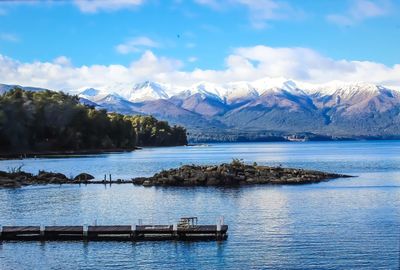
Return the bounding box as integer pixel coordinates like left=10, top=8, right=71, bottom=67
left=0, top=141, right=399, bottom=269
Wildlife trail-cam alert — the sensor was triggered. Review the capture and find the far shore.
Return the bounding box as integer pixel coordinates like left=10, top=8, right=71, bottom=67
left=0, top=147, right=141, bottom=160
left=2, top=138, right=398, bottom=161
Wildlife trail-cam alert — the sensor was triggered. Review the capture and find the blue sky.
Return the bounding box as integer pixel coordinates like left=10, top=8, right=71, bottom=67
left=0, top=0, right=399, bottom=90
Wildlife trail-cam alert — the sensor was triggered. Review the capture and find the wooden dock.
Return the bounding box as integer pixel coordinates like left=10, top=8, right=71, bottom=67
left=0, top=223, right=228, bottom=242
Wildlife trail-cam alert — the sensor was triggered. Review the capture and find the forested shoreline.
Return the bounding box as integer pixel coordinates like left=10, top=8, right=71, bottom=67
left=0, top=88, right=187, bottom=156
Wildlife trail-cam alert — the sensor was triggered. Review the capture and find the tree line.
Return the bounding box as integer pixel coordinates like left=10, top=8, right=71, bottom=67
left=0, top=88, right=187, bottom=153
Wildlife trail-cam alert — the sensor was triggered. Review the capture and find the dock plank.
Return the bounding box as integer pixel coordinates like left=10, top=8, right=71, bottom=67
left=2, top=226, right=40, bottom=234
left=89, top=226, right=132, bottom=234
left=179, top=225, right=228, bottom=233
left=45, top=226, right=83, bottom=233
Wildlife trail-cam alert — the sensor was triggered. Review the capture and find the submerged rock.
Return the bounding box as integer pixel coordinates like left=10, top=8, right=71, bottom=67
left=132, top=161, right=353, bottom=187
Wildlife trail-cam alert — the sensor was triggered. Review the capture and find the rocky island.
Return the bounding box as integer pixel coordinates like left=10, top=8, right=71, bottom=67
left=0, top=160, right=353, bottom=188
left=132, top=160, right=353, bottom=187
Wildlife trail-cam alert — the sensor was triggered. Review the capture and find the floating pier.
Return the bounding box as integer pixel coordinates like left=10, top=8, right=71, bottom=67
left=0, top=217, right=228, bottom=242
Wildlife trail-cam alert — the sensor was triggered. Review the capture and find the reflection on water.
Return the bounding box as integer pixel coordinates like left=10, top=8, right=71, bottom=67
left=1, top=141, right=400, bottom=180
left=0, top=141, right=399, bottom=269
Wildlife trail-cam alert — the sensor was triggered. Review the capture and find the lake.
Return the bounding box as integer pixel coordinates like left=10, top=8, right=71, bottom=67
left=0, top=141, right=399, bottom=269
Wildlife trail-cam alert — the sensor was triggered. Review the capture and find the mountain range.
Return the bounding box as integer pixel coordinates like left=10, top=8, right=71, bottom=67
left=2, top=78, right=400, bottom=141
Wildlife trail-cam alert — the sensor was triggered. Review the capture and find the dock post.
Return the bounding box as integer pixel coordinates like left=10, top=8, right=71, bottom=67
left=131, top=224, right=136, bottom=241
left=0, top=224, right=2, bottom=238
left=40, top=224, right=45, bottom=240
left=136, top=219, right=142, bottom=239
left=173, top=223, right=178, bottom=239
left=216, top=218, right=222, bottom=240
left=83, top=224, right=88, bottom=240
left=109, top=174, right=112, bottom=183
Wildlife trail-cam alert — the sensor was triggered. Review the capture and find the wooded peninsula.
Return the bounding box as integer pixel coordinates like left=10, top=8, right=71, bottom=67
left=0, top=88, right=187, bottom=157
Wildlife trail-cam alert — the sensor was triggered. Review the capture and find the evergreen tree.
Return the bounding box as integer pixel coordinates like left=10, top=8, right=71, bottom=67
left=0, top=88, right=187, bottom=153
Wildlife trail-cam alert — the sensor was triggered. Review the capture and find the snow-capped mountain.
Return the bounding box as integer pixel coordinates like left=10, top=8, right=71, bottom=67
left=78, top=77, right=399, bottom=106
left=3, top=78, right=400, bottom=138
left=184, top=82, right=227, bottom=102
left=79, top=88, right=102, bottom=98
left=76, top=81, right=173, bottom=103
left=103, top=81, right=171, bottom=102
left=223, top=81, right=259, bottom=104
left=126, top=81, right=170, bottom=102
left=75, top=77, right=321, bottom=103
left=75, top=78, right=400, bottom=137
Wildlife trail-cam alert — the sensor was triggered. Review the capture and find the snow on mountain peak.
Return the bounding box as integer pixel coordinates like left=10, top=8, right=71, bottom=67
left=99, top=93, right=127, bottom=103
left=96, top=81, right=171, bottom=102
left=303, top=81, right=384, bottom=97
left=78, top=87, right=109, bottom=102
left=223, top=81, right=258, bottom=102
left=79, top=88, right=101, bottom=97
left=128, top=81, right=170, bottom=102
left=187, top=82, right=226, bottom=101
left=76, top=77, right=399, bottom=104
left=251, top=77, right=306, bottom=96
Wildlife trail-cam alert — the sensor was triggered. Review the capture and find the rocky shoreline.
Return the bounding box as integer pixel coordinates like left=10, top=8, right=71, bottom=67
left=0, top=171, right=96, bottom=188
left=132, top=161, right=353, bottom=187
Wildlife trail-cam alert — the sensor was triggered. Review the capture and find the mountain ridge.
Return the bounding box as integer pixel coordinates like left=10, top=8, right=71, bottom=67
left=75, top=77, right=400, bottom=103
left=74, top=78, right=400, bottom=138
left=2, top=78, right=400, bottom=139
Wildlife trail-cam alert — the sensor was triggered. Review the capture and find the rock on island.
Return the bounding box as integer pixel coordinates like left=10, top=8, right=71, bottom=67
left=0, top=171, right=95, bottom=188
left=132, top=160, right=353, bottom=187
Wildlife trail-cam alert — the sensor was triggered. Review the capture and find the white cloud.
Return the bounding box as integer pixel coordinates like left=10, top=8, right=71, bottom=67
left=73, top=0, right=145, bottom=13
left=327, top=0, right=391, bottom=26
left=1, top=45, right=400, bottom=92
left=115, top=36, right=159, bottom=54
left=53, top=56, right=72, bottom=66
left=235, top=0, right=301, bottom=29
left=195, top=0, right=304, bottom=29
left=0, top=33, right=19, bottom=42
left=0, top=51, right=182, bottom=91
